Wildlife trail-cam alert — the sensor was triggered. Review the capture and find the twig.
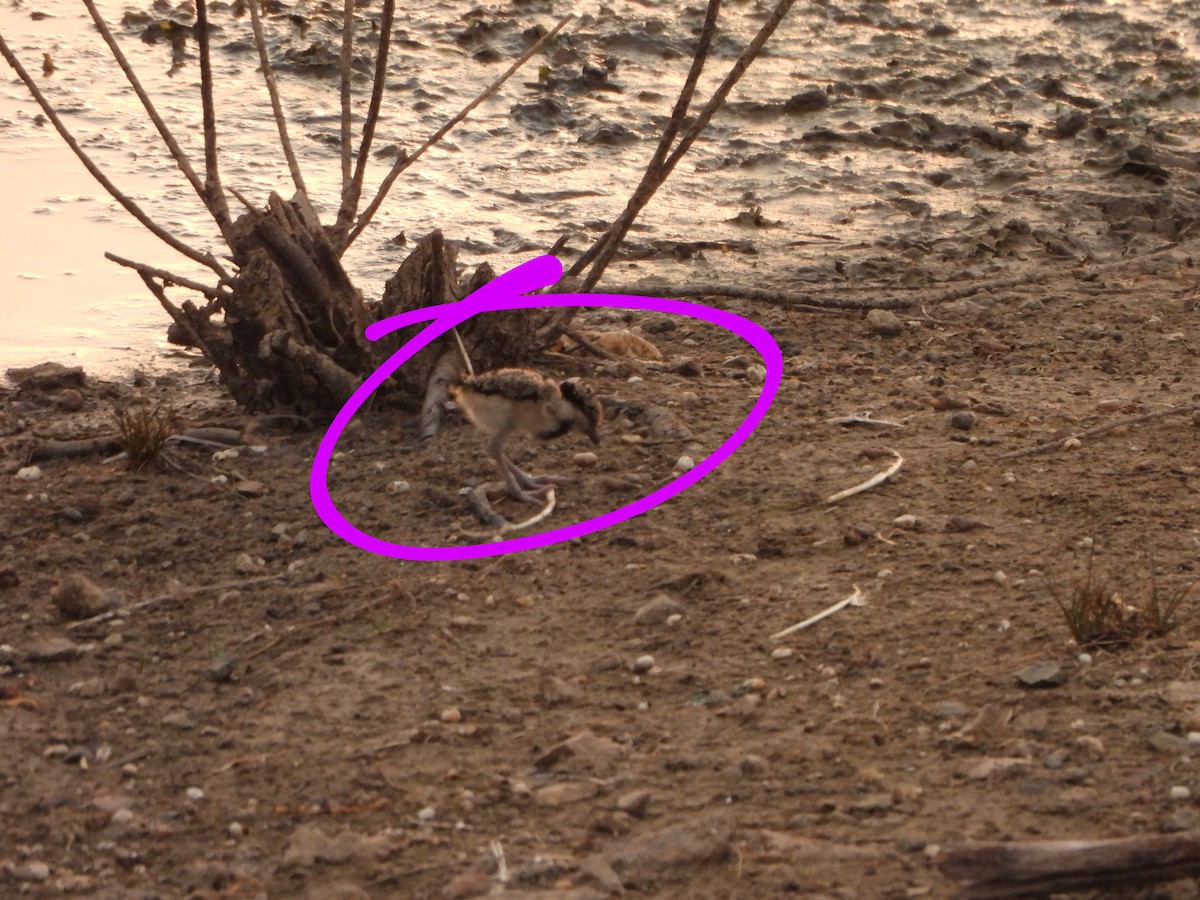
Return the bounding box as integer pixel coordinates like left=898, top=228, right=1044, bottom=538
left=81, top=0, right=231, bottom=243
left=0, top=32, right=229, bottom=278
left=105, top=253, right=227, bottom=301
left=247, top=0, right=307, bottom=197
left=771, top=585, right=865, bottom=640
left=194, top=1, right=234, bottom=235
left=562, top=329, right=626, bottom=363
left=578, top=0, right=796, bottom=292
left=339, top=0, right=354, bottom=191
left=67, top=574, right=289, bottom=631
left=826, top=449, right=904, bottom=504
left=827, top=413, right=905, bottom=429
left=999, top=405, right=1200, bottom=460
left=567, top=0, right=722, bottom=282
left=339, top=0, right=396, bottom=229
left=343, top=14, right=574, bottom=252
left=581, top=276, right=1037, bottom=310
left=462, top=486, right=557, bottom=536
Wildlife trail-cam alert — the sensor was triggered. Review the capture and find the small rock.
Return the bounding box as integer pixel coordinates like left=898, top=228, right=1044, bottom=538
left=1017, top=661, right=1066, bottom=688
left=440, top=707, right=462, bottom=723
left=51, top=573, right=112, bottom=620
left=866, top=309, right=904, bottom=337
left=55, top=388, right=85, bottom=411
left=573, top=451, right=600, bottom=468
left=233, top=553, right=264, bottom=574
left=632, top=654, right=656, bottom=673
left=540, top=675, right=583, bottom=707
left=16, top=465, right=43, bottom=481
left=161, top=710, right=196, bottom=730
left=26, top=637, right=90, bottom=663
left=770, top=647, right=793, bottom=660
left=1149, top=731, right=1192, bottom=754
left=675, top=455, right=695, bottom=472
left=633, top=594, right=684, bottom=626
left=745, top=364, right=767, bottom=385
left=893, top=514, right=921, bottom=530
left=950, top=411, right=978, bottom=430
left=534, top=780, right=600, bottom=806
left=535, top=730, right=623, bottom=772
left=616, top=790, right=652, bottom=818
left=1170, top=785, right=1192, bottom=801
left=1165, top=681, right=1200, bottom=705
left=13, top=860, right=50, bottom=883
left=185, top=786, right=205, bottom=801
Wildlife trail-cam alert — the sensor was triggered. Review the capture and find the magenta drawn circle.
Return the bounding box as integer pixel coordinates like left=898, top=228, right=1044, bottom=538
left=310, top=255, right=782, bottom=561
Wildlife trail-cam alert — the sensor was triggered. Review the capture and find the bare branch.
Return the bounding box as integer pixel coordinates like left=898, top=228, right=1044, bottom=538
left=338, top=0, right=396, bottom=230
left=246, top=0, right=307, bottom=196
left=339, top=0, right=354, bottom=190
left=0, top=31, right=229, bottom=278
left=567, top=0, right=722, bottom=280
left=579, top=0, right=797, bottom=291
left=104, top=252, right=228, bottom=301
left=194, top=1, right=234, bottom=235
left=81, top=0, right=233, bottom=244
left=342, top=14, right=574, bottom=254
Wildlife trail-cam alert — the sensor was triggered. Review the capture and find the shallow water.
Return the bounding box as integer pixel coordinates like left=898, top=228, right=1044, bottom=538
left=1, top=0, right=1197, bottom=378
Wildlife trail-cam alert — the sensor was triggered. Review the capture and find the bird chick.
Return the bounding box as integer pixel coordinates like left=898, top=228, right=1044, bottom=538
left=452, top=368, right=602, bottom=504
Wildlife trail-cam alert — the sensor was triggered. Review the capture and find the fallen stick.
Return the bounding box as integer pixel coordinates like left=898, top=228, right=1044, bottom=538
left=826, top=449, right=904, bottom=504
left=938, top=831, right=1200, bottom=898
left=26, top=436, right=122, bottom=464
left=771, top=585, right=864, bottom=641
left=827, top=413, right=905, bottom=429
left=67, top=574, right=289, bottom=631
left=999, top=405, right=1200, bottom=459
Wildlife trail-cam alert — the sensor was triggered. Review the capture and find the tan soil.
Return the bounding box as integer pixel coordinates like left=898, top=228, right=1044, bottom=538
left=3, top=249, right=1200, bottom=898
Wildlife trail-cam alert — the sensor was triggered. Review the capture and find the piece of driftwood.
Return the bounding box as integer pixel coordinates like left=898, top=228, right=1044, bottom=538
left=26, top=436, right=122, bottom=464
left=938, top=832, right=1200, bottom=898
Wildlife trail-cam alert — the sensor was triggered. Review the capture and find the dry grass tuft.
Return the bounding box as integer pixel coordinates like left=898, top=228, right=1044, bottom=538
left=1055, top=550, right=1193, bottom=649
left=114, top=402, right=174, bottom=469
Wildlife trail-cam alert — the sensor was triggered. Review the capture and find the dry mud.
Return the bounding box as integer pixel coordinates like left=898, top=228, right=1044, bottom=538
left=4, top=0, right=1200, bottom=897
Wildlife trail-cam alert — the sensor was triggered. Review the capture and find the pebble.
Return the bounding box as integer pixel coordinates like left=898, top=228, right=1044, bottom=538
left=950, top=411, right=978, bottom=430
left=1170, top=786, right=1192, bottom=801
left=385, top=480, right=410, bottom=494
left=675, top=455, right=695, bottom=472
left=1017, top=661, right=1066, bottom=688
left=745, top=364, right=767, bottom=385
left=185, top=786, right=205, bottom=801
left=632, top=654, right=655, bottom=674
left=13, top=860, right=49, bottom=882
left=866, top=308, right=904, bottom=337
left=15, top=466, right=43, bottom=480
left=893, top=514, right=921, bottom=530
left=1077, top=653, right=1092, bottom=665
left=440, top=707, right=462, bottom=723
left=573, top=451, right=600, bottom=468
left=617, top=790, right=652, bottom=818
left=227, top=821, right=245, bottom=838
left=770, top=647, right=793, bottom=660
left=633, top=594, right=684, bottom=626
left=26, top=637, right=91, bottom=663
left=417, top=806, right=436, bottom=821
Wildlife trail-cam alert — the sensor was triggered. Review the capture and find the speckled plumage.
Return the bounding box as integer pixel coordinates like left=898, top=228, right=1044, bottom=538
left=451, top=367, right=603, bottom=503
